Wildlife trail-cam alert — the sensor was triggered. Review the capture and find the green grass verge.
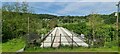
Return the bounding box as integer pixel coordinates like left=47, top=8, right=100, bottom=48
left=2, top=37, right=25, bottom=52
left=1, top=37, right=118, bottom=52
left=0, top=43, right=2, bottom=53
left=25, top=46, right=118, bottom=52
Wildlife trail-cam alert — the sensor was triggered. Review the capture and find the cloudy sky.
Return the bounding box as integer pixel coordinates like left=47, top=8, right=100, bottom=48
left=1, top=0, right=119, bottom=2
left=27, top=2, right=117, bottom=16
left=1, top=0, right=120, bottom=16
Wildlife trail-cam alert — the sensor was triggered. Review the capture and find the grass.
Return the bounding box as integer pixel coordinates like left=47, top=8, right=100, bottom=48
left=25, top=46, right=118, bottom=52
left=0, top=43, right=2, bottom=53
left=2, top=37, right=25, bottom=52
left=1, top=37, right=119, bottom=52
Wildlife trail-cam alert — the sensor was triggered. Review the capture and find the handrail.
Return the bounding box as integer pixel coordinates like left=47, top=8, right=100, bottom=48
left=51, top=27, right=58, bottom=47
left=40, top=28, right=55, bottom=42
left=60, top=27, right=79, bottom=46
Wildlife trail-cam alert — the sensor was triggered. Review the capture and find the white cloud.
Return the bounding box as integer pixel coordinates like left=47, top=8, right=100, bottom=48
left=57, top=2, right=116, bottom=15
left=57, top=3, right=80, bottom=14
left=80, top=0, right=119, bottom=2
left=2, top=0, right=119, bottom=2
left=57, top=2, right=96, bottom=14
left=2, top=0, right=56, bottom=2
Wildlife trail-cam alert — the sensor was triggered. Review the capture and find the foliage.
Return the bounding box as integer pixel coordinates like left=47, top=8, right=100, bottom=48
left=62, top=22, right=87, bottom=35
left=49, top=18, right=58, bottom=29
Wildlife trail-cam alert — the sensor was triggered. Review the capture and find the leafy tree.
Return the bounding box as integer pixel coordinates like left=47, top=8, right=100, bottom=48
left=2, top=2, right=31, bottom=42
left=87, top=14, right=104, bottom=47
left=49, top=18, right=57, bottom=29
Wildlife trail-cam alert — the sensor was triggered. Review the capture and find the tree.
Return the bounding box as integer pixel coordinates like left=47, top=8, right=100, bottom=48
left=2, top=2, right=32, bottom=42
left=88, top=14, right=104, bottom=47
left=21, top=2, right=29, bottom=13
left=49, top=18, right=57, bottom=29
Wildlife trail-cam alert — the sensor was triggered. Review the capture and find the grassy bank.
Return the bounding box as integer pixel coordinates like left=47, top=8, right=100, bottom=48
left=25, top=46, right=118, bottom=52
left=2, top=37, right=25, bottom=52
left=1, top=37, right=118, bottom=52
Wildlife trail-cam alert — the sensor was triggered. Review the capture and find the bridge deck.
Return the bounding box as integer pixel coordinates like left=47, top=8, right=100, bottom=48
left=40, top=27, right=88, bottom=48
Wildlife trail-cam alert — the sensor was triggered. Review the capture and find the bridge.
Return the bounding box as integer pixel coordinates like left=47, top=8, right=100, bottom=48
left=40, top=27, right=88, bottom=48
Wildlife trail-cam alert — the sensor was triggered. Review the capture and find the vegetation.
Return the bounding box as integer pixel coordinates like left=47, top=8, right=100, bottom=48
left=2, top=37, right=25, bottom=52
left=2, top=2, right=119, bottom=52
left=25, top=46, right=118, bottom=52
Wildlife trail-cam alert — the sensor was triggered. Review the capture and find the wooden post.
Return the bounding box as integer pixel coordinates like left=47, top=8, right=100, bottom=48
left=27, top=17, right=29, bottom=48
left=60, top=34, right=61, bottom=48
left=116, top=2, right=119, bottom=41
left=43, top=35, right=44, bottom=48
left=51, top=34, right=53, bottom=48
left=71, top=34, right=73, bottom=49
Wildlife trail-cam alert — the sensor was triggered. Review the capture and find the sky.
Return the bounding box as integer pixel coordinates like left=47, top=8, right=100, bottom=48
left=1, top=0, right=120, bottom=16
left=27, top=2, right=117, bottom=16
left=1, top=0, right=120, bottom=2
